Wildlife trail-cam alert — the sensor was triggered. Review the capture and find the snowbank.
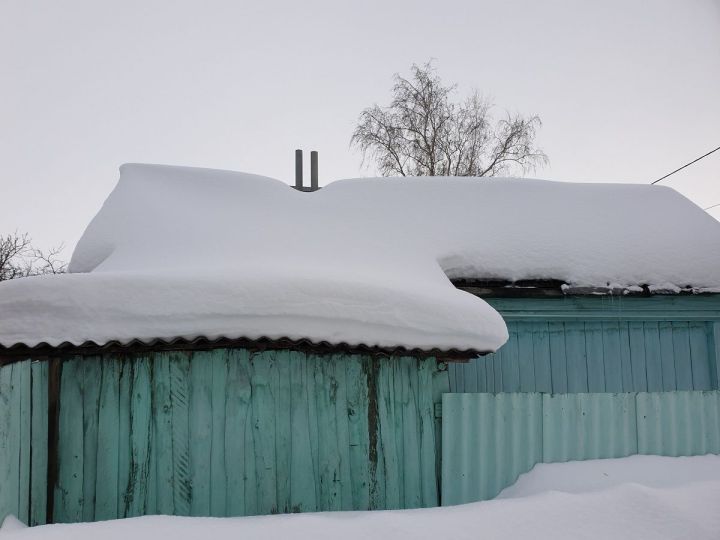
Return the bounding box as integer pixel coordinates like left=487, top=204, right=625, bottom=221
left=2, top=163, right=720, bottom=351
left=3, top=481, right=720, bottom=539
left=498, top=454, right=720, bottom=498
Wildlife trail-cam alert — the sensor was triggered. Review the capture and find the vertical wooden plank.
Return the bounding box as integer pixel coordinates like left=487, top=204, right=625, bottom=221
left=689, top=322, right=712, bottom=390
left=188, top=352, right=212, bottom=517
left=601, top=321, right=623, bottom=393
left=333, top=354, right=354, bottom=510
left=209, top=350, right=228, bottom=517
left=619, top=323, right=634, bottom=392
left=288, top=351, right=318, bottom=513
left=628, top=321, right=648, bottom=392
left=517, top=322, right=536, bottom=392
left=95, top=357, right=120, bottom=521
left=643, top=322, right=664, bottom=392
left=659, top=322, right=676, bottom=391
left=117, top=357, right=132, bottom=518
left=30, top=360, right=48, bottom=526
left=532, top=322, right=552, bottom=393
left=501, top=323, right=521, bottom=393
left=0, top=363, right=14, bottom=524
left=399, top=358, right=420, bottom=509
left=315, top=355, right=342, bottom=511
left=17, top=361, right=31, bottom=524
left=564, top=322, right=588, bottom=393
left=672, top=322, right=693, bottom=391
left=224, top=349, right=251, bottom=516
left=585, top=322, right=605, bottom=393
left=346, top=355, right=369, bottom=511
left=548, top=322, right=568, bottom=394
left=249, top=351, right=278, bottom=514
left=152, top=352, right=175, bottom=516
left=274, top=350, right=292, bottom=513
left=55, top=357, right=84, bottom=523
left=81, top=358, right=101, bottom=522
left=126, top=356, right=152, bottom=517
left=417, top=358, right=438, bottom=508
left=170, top=352, right=191, bottom=516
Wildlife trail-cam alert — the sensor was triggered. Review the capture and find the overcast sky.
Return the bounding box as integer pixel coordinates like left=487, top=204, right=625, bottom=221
left=1, top=0, right=719, bottom=256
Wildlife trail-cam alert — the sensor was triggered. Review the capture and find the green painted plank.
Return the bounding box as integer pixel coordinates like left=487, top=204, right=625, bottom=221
left=601, top=322, right=623, bottom=392
left=418, top=358, right=438, bottom=507
left=224, top=348, right=251, bottom=516
left=659, top=322, right=676, bottom=391
left=288, top=351, right=318, bottom=513
left=209, top=350, right=228, bottom=517
left=332, top=354, right=354, bottom=510
left=0, top=363, right=14, bottom=524
left=643, top=322, right=664, bottom=392
left=81, top=358, right=101, bottom=522
left=56, top=358, right=84, bottom=523
left=517, top=322, right=536, bottom=392
left=315, top=356, right=342, bottom=511
left=689, top=322, right=712, bottom=390
left=484, top=353, right=494, bottom=393
left=564, top=322, right=588, bottom=393
left=619, top=323, right=634, bottom=392
left=548, top=322, right=568, bottom=394
left=501, top=324, right=521, bottom=393
left=249, top=351, right=278, bottom=514
left=170, top=352, right=192, bottom=516
left=672, top=323, right=693, bottom=391
left=152, top=352, right=175, bottom=515
left=117, top=358, right=132, bottom=518
left=628, top=321, right=648, bottom=392
left=346, top=355, right=369, bottom=510
left=188, top=352, right=212, bottom=517
left=30, top=360, right=48, bottom=525
left=127, top=356, right=152, bottom=517
left=274, top=350, right=292, bottom=513
left=585, top=322, right=605, bottom=393
left=17, top=361, right=31, bottom=524
left=95, top=357, right=120, bottom=521
left=531, top=322, right=552, bottom=393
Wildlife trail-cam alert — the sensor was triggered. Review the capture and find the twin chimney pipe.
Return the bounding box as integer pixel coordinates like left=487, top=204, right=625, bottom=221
left=294, top=149, right=319, bottom=191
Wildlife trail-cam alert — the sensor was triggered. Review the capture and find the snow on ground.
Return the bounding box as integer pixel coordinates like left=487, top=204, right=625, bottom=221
left=2, top=163, right=720, bottom=351
left=3, top=481, right=720, bottom=539
left=498, top=454, right=720, bottom=498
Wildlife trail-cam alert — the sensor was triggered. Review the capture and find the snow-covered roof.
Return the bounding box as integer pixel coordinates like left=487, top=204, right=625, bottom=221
left=1, top=163, right=720, bottom=353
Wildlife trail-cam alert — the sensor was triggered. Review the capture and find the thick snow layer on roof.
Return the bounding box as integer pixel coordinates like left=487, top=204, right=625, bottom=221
left=2, top=163, right=720, bottom=350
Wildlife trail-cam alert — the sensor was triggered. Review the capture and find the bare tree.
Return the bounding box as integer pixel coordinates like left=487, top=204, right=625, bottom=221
left=351, top=62, right=548, bottom=177
left=0, top=232, right=67, bottom=282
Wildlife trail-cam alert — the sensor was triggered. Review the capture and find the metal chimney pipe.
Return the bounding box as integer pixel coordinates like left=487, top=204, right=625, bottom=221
left=295, top=149, right=303, bottom=189
left=310, top=151, right=318, bottom=191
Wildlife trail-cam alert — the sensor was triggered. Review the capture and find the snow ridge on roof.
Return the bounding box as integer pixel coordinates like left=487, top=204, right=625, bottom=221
left=2, top=163, right=720, bottom=351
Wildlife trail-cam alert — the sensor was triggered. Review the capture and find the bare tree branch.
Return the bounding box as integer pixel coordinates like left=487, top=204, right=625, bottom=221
left=351, top=61, right=548, bottom=178
left=0, top=232, right=67, bottom=281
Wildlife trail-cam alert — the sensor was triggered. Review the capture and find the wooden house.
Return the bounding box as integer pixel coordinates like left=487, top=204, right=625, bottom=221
left=1, top=164, right=720, bottom=525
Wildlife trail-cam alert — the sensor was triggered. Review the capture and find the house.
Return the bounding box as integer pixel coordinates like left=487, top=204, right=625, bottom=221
left=1, top=164, right=719, bottom=525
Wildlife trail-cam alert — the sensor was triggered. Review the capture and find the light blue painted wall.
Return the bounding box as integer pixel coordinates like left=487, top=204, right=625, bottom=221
left=450, top=296, right=720, bottom=394
left=442, top=390, right=720, bottom=505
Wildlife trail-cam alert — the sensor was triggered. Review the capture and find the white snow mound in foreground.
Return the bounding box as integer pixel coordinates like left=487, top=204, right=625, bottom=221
left=498, top=454, right=720, bottom=498
left=4, top=481, right=720, bottom=540
left=2, top=163, right=720, bottom=350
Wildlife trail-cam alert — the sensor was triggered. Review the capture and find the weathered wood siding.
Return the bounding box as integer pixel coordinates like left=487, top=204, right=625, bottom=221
left=0, top=360, right=47, bottom=526
left=450, top=297, right=720, bottom=394
left=442, top=390, right=720, bottom=505
left=51, top=350, right=444, bottom=523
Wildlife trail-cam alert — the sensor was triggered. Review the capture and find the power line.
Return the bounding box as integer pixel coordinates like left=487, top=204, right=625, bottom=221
left=652, top=145, right=720, bottom=185
left=704, top=202, right=720, bottom=211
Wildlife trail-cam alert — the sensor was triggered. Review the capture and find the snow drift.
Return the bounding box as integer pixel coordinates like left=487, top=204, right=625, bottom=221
left=2, top=163, right=720, bottom=351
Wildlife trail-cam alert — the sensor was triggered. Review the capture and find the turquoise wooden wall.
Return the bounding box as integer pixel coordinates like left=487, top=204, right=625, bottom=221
left=450, top=296, right=720, bottom=394
left=442, top=390, right=720, bottom=505
left=50, top=349, right=446, bottom=523
left=0, top=360, right=47, bottom=526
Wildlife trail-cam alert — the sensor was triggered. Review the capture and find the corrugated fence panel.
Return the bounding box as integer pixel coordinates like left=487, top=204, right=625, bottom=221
left=52, top=350, right=440, bottom=523
left=442, top=390, right=720, bottom=505
left=441, top=393, right=542, bottom=505
left=450, top=319, right=720, bottom=394
left=0, top=360, right=47, bottom=526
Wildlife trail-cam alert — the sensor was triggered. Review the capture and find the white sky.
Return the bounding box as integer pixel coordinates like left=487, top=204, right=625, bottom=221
left=1, top=0, right=719, bottom=256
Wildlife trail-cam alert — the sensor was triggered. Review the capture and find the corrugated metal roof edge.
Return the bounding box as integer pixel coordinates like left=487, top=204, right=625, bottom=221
left=0, top=335, right=486, bottom=366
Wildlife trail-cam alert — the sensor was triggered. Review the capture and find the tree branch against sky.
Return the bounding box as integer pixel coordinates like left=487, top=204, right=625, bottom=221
left=351, top=62, right=548, bottom=178
left=0, top=231, right=66, bottom=281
